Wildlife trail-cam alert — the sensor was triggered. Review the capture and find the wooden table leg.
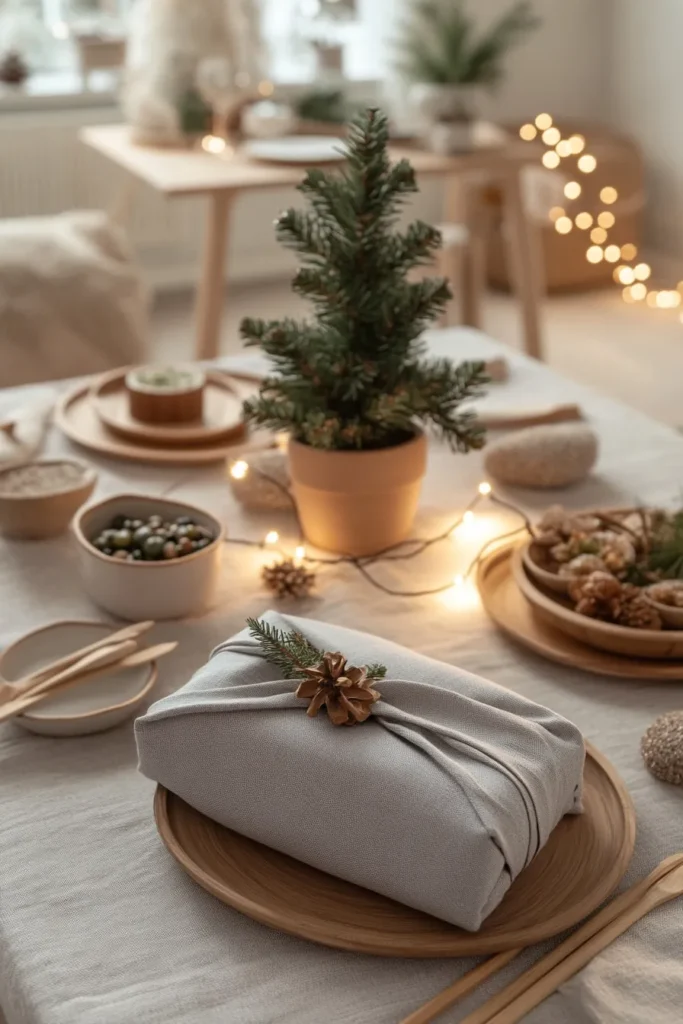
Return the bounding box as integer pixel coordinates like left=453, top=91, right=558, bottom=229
left=502, top=167, right=546, bottom=361
left=194, top=191, right=234, bottom=361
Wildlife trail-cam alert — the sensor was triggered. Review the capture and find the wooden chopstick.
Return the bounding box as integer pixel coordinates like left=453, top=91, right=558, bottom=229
left=397, top=950, right=520, bottom=1024
left=458, top=854, right=683, bottom=1024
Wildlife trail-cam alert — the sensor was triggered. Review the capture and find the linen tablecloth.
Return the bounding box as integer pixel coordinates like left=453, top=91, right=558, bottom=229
left=1, top=329, right=682, bottom=1024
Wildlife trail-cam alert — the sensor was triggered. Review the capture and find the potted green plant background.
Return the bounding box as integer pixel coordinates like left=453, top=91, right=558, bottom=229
left=240, top=108, right=486, bottom=557
left=397, top=0, right=540, bottom=152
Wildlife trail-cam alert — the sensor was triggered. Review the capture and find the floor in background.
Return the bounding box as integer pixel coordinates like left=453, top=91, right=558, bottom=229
left=152, top=281, right=683, bottom=427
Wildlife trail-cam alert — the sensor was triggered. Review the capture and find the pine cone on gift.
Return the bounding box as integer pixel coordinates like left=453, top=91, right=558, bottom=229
left=296, top=652, right=382, bottom=726
left=262, top=558, right=316, bottom=599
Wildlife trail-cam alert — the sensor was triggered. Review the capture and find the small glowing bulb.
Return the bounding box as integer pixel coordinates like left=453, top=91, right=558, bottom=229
left=542, top=151, right=560, bottom=169
left=542, top=127, right=561, bottom=146
left=577, top=154, right=597, bottom=173
left=597, top=211, right=615, bottom=229
left=620, top=243, right=638, bottom=261
left=548, top=206, right=565, bottom=222
left=646, top=291, right=659, bottom=308
left=555, top=139, right=572, bottom=158
left=630, top=282, right=647, bottom=301
left=634, top=263, right=651, bottom=281
left=590, top=227, right=608, bottom=244
left=586, top=245, right=604, bottom=264
left=258, top=79, right=275, bottom=98
left=564, top=181, right=582, bottom=200
left=478, top=481, right=492, bottom=496
left=617, top=266, right=636, bottom=285
left=230, top=460, right=249, bottom=480
left=568, top=134, right=586, bottom=154
left=535, top=113, right=553, bottom=130
left=201, top=135, right=226, bottom=154
left=454, top=574, right=465, bottom=589
left=519, top=123, right=537, bottom=141
left=554, top=216, right=573, bottom=235
left=265, top=530, right=279, bottom=545
left=600, top=186, right=618, bottom=205
left=463, top=510, right=475, bottom=524
left=575, top=212, right=593, bottom=229
left=295, top=545, right=306, bottom=561
left=604, top=244, right=621, bottom=263
left=622, top=286, right=636, bottom=304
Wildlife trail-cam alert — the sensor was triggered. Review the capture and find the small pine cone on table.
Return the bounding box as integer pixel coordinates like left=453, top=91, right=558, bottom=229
left=262, top=558, right=315, bottom=599
left=569, top=571, right=624, bottom=621
left=615, top=593, right=663, bottom=631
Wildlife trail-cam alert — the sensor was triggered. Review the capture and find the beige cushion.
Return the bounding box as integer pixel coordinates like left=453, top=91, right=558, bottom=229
left=0, top=211, right=149, bottom=387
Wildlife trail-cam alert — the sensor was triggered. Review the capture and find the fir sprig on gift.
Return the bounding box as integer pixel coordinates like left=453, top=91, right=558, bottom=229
left=241, top=108, right=487, bottom=452
left=247, top=618, right=387, bottom=681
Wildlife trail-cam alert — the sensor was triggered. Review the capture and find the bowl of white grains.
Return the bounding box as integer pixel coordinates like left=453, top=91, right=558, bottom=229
left=0, top=459, right=97, bottom=539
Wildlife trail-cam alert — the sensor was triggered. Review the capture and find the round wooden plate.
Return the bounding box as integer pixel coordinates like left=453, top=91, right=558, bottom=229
left=91, top=368, right=245, bottom=447
left=478, top=544, right=683, bottom=679
left=154, top=742, right=634, bottom=957
left=54, top=382, right=250, bottom=466
left=511, top=547, right=683, bottom=660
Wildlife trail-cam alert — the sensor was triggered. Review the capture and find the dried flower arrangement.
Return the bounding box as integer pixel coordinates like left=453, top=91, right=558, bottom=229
left=530, top=505, right=683, bottom=630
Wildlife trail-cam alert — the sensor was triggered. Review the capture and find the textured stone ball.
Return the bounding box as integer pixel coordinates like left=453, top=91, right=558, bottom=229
left=483, top=424, right=599, bottom=489
left=641, top=711, right=683, bottom=786
left=229, top=449, right=291, bottom=510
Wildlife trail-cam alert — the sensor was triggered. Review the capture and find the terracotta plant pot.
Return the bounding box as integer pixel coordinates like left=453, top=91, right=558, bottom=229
left=288, top=433, right=427, bottom=557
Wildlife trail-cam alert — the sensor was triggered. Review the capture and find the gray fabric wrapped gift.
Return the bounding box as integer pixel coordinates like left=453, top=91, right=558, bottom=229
left=136, top=612, right=585, bottom=932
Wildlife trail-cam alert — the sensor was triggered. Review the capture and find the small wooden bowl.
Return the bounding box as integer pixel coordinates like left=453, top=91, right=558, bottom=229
left=521, top=541, right=571, bottom=595
left=0, top=459, right=97, bottom=540
left=126, top=366, right=206, bottom=425
left=513, top=548, right=683, bottom=659
left=644, top=592, right=683, bottom=629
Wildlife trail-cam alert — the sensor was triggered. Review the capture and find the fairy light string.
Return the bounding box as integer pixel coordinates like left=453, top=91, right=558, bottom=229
left=227, top=460, right=532, bottom=599
left=519, top=113, right=682, bottom=312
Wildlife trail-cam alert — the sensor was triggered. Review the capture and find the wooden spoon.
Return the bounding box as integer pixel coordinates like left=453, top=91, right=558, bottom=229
left=2, top=621, right=155, bottom=701
left=0, top=642, right=177, bottom=722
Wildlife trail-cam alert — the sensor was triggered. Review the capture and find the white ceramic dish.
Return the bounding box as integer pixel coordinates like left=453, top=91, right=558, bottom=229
left=0, top=621, right=158, bottom=736
left=244, top=136, right=345, bottom=164
left=72, top=494, right=224, bottom=621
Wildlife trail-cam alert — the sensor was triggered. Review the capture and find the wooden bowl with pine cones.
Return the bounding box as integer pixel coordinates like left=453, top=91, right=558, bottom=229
left=512, top=548, right=683, bottom=660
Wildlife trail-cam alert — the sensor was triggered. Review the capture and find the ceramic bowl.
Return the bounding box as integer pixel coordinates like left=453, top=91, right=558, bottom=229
left=72, top=494, right=224, bottom=621
left=521, top=541, right=571, bottom=595
left=0, top=458, right=97, bottom=539
left=0, top=620, right=157, bottom=736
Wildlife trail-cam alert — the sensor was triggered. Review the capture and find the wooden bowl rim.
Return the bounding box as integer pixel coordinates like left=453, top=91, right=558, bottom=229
left=0, top=618, right=158, bottom=722
left=72, top=493, right=224, bottom=570
left=0, top=458, right=97, bottom=502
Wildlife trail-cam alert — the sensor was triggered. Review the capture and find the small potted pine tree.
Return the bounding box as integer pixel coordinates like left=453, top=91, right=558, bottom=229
left=240, top=108, right=487, bottom=557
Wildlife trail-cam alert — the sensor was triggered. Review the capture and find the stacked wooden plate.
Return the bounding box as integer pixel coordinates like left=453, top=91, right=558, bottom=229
left=478, top=542, right=683, bottom=679
left=55, top=368, right=253, bottom=466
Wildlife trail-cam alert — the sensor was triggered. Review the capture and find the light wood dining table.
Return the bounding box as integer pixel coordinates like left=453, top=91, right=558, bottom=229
left=81, top=124, right=546, bottom=362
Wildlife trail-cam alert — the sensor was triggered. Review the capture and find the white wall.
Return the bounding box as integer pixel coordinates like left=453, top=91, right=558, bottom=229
left=607, top=0, right=683, bottom=256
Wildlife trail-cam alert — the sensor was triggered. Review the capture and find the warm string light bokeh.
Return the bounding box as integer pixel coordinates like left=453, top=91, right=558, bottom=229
left=519, top=113, right=683, bottom=314
left=228, top=461, right=522, bottom=602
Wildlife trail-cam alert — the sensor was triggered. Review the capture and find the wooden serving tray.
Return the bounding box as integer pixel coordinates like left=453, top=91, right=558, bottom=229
left=478, top=544, right=683, bottom=679
left=91, top=368, right=245, bottom=447
left=55, top=380, right=253, bottom=466
left=154, top=742, right=634, bottom=957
